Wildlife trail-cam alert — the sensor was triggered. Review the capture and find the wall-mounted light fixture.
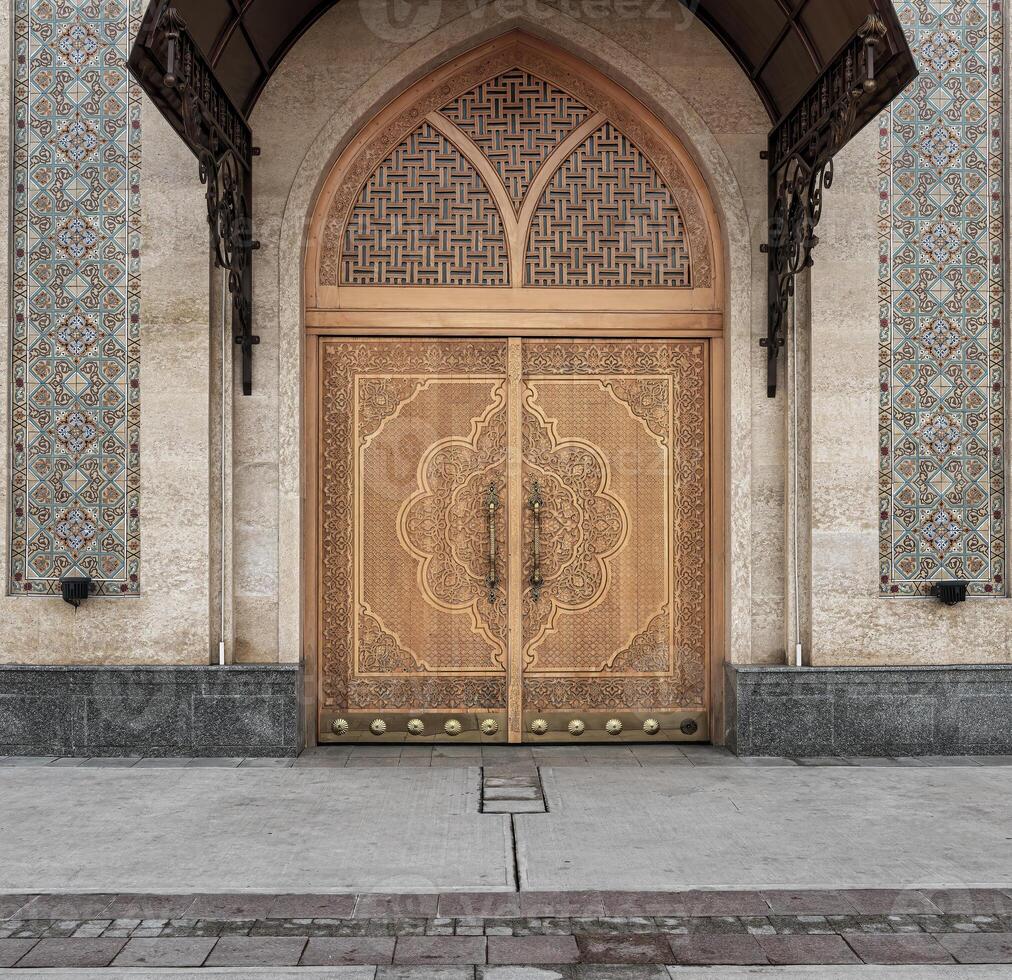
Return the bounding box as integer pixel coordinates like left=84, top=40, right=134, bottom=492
left=60, top=574, right=92, bottom=609
left=931, top=581, right=968, bottom=606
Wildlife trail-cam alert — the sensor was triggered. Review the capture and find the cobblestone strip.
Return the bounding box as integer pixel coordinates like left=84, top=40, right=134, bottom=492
left=6, top=889, right=1012, bottom=924
left=6, top=911, right=1012, bottom=941
left=4, top=892, right=1012, bottom=967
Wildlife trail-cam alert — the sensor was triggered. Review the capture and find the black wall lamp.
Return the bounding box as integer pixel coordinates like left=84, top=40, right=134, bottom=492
left=60, top=574, right=92, bottom=609
left=931, top=581, right=968, bottom=606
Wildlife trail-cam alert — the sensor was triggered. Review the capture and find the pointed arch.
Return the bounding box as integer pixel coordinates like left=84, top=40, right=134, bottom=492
left=306, top=32, right=723, bottom=319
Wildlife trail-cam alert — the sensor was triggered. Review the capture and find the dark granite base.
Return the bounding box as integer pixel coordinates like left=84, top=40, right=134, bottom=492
left=726, top=663, right=1012, bottom=757
left=0, top=665, right=301, bottom=757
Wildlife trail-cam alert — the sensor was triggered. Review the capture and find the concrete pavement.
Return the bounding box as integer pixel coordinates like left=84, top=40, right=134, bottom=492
left=5, top=749, right=1012, bottom=973
left=3, top=756, right=1012, bottom=893
left=0, top=766, right=513, bottom=893
left=520, top=765, right=1012, bottom=891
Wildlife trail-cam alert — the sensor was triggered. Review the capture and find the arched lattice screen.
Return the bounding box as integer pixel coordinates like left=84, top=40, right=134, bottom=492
left=341, top=122, right=510, bottom=286
left=318, top=41, right=715, bottom=293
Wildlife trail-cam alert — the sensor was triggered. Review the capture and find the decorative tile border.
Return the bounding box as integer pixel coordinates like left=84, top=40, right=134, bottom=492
left=9, top=0, right=141, bottom=596
left=879, top=0, right=1006, bottom=596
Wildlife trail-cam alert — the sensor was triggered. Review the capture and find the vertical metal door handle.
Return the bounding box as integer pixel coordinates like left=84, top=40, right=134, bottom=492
left=529, top=480, right=544, bottom=601
left=485, top=482, right=499, bottom=603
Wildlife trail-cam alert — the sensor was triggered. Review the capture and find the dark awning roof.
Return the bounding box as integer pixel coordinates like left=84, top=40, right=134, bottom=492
left=136, top=0, right=914, bottom=124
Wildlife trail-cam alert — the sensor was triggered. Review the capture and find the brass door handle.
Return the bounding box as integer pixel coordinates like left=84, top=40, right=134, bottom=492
left=529, top=480, right=544, bottom=601
left=485, top=482, right=499, bottom=603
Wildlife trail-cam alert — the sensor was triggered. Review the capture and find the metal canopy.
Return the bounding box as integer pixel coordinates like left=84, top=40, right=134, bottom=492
left=128, top=0, right=917, bottom=395
left=137, top=0, right=912, bottom=125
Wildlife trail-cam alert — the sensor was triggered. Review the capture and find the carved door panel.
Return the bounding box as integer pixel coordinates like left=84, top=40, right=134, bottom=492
left=518, top=340, right=710, bottom=742
left=316, top=339, right=511, bottom=742
left=316, top=337, right=710, bottom=744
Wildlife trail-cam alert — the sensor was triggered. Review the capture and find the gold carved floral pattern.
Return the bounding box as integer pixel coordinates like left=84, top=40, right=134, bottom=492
left=606, top=612, right=673, bottom=673
left=319, top=341, right=509, bottom=711
left=399, top=396, right=509, bottom=664
left=520, top=342, right=707, bottom=711
left=520, top=392, right=629, bottom=651
left=358, top=612, right=418, bottom=674
left=319, top=340, right=708, bottom=724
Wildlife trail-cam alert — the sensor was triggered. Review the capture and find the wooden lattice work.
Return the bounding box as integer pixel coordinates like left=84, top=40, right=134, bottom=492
left=524, top=122, right=692, bottom=287
left=340, top=122, right=509, bottom=286
left=438, top=67, right=592, bottom=211
left=313, top=36, right=720, bottom=300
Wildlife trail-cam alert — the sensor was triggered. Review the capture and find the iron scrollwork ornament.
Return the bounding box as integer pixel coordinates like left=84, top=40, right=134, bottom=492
left=763, top=14, right=888, bottom=397
left=140, top=3, right=260, bottom=394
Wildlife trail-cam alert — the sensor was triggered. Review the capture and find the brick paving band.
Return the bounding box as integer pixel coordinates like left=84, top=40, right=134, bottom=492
left=3, top=890, right=1012, bottom=968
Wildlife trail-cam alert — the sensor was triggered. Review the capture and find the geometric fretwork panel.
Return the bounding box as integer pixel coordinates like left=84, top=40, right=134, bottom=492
left=341, top=123, right=509, bottom=286
left=878, top=0, right=1005, bottom=596
left=10, top=0, right=142, bottom=596
left=438, top=68, right=591, bottom=210
left=524, top=123, right=692, bottom=287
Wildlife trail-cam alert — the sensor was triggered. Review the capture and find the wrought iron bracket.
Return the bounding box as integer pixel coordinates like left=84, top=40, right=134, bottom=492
left=763, top=14, right=892, bottom=398
left=129, top=2, right=260, bottom=394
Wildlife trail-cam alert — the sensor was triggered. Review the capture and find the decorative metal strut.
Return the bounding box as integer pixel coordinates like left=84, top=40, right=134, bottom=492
left=762, top=14, right=889, bottom=398
left=129, top=2, right=260, bottom=394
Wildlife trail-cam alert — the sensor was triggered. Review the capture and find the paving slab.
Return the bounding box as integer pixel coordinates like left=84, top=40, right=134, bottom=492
left=393, top=936, right=487, bottom=964
left=520, top=767, right=1012, bottom=891
left=758, top=934, right=861, bottom=965
left=0, top=971, right=377, bottom=978
left=110, top=937, right=216, bottom=967
left=487, top=936, right=580, bottom=964
left=302, top=937, right=396, bottom=965
left=0, top=939, right=36, bottom=968
left=0, top=769, right=511, bottom=894
left=204, top=936, right=308, bottom=966
left=843, top=933, right=953, bottom=964
left=14, top=937, right=126, bottom=968
left=938, top=933, right=1012, bottom=964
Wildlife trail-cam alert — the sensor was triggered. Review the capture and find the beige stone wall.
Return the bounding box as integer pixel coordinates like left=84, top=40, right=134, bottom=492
left=240, top=0, right=784, bottom=665
left=0, top=11, right=213, bottom=665
left=808, top=129, right=1012, bottom=665
left=3, top=3, right=998, bottom=674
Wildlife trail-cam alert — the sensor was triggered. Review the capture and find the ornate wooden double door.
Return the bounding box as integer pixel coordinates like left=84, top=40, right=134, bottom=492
left=305, top=33, right=724, bottom=743
left=314, top=336, right=711, bottom=743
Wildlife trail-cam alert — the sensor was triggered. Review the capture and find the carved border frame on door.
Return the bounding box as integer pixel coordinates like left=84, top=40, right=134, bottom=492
left=302, top=31, right=727, bottom=745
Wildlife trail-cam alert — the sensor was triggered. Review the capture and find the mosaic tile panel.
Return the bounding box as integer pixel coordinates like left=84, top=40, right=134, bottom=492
left=10, top=0, right=141, bottom=595
left=438, top=67, right=592, bottom=211
left=341, top=122, right=509, bottom=286
left=878, top=0, right=1005, bottom=596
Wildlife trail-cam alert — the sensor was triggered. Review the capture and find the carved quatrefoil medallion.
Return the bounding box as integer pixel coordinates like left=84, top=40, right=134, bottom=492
left=521, top=393, right=629, bottom=650
left=399, top=394, right=509, bottom=663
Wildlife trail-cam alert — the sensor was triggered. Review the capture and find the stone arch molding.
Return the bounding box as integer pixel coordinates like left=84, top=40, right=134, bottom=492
left=274, top=14, right=757, bottom=664
left=305, top=32, right=724, bottom=315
